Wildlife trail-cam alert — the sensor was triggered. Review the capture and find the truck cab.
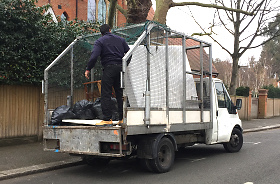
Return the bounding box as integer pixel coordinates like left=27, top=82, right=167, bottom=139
left=212, top=78, right=243, bottom=151
left=194, top=78, right=242, bottom=148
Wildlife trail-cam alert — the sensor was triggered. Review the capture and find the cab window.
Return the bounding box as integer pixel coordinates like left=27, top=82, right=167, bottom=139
left=215, top=83, right=235, bottom=114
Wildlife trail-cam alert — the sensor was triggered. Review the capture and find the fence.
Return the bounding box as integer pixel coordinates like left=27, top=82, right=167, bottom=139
left=1, top=84, right=280, bottom=139
left=0, top=85, right=43, bottom=139
left=0, top=85, right=87, bottom=140
left=231, top=95, right=250, bottom=120
left=251, top=98, right=258, bottom=119
left=267, top=98, right=280, bottom=117
left=232, top=96, right=280, bottom=120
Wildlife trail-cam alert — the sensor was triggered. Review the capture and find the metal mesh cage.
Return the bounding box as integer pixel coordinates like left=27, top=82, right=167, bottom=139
left=44, top=21, right=213, bottom=124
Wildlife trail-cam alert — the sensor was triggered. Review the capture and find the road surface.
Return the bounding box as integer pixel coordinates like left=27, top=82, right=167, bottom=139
left=4, top=128, right=280, bottom=184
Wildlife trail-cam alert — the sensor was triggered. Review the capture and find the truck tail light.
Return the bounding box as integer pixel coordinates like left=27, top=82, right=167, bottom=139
left=100, top=142, right=130, bottom=153
left=109, top=143, right=128, bottom=150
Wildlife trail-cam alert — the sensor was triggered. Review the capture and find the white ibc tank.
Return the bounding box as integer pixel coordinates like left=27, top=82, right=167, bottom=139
left=125, top=45, right=197, bottom=109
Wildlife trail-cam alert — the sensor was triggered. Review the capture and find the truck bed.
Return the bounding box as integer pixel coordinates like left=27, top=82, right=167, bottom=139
left=43, top=109, right=211, bottom=156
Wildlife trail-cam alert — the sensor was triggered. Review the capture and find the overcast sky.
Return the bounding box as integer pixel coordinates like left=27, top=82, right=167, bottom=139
left=151, top=0, right=279, bottom=65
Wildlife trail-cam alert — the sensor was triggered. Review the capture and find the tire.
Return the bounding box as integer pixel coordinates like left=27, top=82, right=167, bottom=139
left=139, top=158, right=154, bottom=172
left=223, top=128, right=243, bottom=153
left=149, top=137, right=175, bottom=173
left=82, top=155, right=110, bottom=166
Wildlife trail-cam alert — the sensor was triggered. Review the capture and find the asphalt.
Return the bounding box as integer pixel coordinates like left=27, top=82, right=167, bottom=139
left=0, top=116, right=280, bottom=181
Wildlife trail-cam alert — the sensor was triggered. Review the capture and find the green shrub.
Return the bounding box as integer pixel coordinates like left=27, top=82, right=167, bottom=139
left=236, top=86, right=250, bottom=97
left=0, top=0, right=99, bottom=85
left=263, top=85, right=280, bottom=98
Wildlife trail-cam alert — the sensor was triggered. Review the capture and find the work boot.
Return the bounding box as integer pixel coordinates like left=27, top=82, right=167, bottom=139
left=117, top=119, right=123, bottom=125
left=96, top=120, right=113, bottom=127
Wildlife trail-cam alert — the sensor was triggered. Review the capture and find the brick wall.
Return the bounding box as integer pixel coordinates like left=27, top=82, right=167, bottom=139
left=116, top=0, right=127, bottom=26
left=37, top=0, right=154, bottom=26
left=37, top=0, right=88, bottom=21
left=258, top=89, right=268, bottom=119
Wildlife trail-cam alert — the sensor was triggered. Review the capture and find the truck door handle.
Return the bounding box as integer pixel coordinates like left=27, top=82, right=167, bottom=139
left=216, top=111, right=218, bottom=117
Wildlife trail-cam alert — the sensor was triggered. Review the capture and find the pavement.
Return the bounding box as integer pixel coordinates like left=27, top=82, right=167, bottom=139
left=0, top=117, right=280, bottom=181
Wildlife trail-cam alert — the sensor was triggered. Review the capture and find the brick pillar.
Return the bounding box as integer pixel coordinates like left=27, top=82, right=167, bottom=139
left=258, top=89, right=268, bottom=119
left=247, top=91, right=252, bottom=120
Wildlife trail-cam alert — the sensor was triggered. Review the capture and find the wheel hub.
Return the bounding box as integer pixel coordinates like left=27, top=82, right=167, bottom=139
left=158, top=146, right=170, bottom=166
left=230, top=134, right=239, bottom=147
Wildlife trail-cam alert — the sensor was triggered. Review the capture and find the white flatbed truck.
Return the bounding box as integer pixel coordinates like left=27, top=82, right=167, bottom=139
left=43, top=22, right=243, bottom=173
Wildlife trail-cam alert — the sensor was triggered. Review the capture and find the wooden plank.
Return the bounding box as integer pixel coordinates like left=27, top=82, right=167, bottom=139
left=62, top=119, right=118, bottom=125
left=0, top=85, right=4, bottom=138
left=8, top=85, right=13, bottom=137
left=20, top=86, right=25, bottom=136
left=22, top=85, right=27, bottom=136
left=267, top=98, right=273, bottom=117
left=4, top=85, right=8, bottom=138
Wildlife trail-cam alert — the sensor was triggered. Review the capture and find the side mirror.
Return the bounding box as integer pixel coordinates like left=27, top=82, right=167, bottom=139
left=235, top=99, right=242, bottom=110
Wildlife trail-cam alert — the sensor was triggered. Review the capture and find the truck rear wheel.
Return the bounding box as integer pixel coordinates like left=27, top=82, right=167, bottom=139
left=139, top=158, right=154, bottom=172
left=223, top=128, right=243, bottom=153
left=149, top=137, right=175, bottom=173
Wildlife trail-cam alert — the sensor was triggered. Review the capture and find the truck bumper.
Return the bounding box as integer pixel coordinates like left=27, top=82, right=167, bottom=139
left=43, top=126, right=128, bottom=157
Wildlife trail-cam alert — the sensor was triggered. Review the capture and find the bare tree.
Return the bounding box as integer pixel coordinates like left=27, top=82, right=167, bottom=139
left=213, top=58, right=232, bottom=88
left=108, top=0, right=152, bottom=27
left=258, top=48, right=276, bottom=87
left=190, top=0, right=280, bottom=94
left=108, top=0, right=253, bottom=27
left=259, top=14, right=280, bottom=79
left=237, top=56, right=275, bottom=95
left=107, top=0, right=280, bottom=95
left=152, top=0, right=253, bottom=24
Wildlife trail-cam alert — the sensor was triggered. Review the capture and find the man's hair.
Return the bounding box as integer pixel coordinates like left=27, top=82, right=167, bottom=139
left=100, top=24, right=110, bottom=35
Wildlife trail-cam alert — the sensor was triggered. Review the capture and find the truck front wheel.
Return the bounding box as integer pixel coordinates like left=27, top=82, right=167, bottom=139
left=223, top=128, right=243, bottom=153
left=149, top=137, right=175, bottom=173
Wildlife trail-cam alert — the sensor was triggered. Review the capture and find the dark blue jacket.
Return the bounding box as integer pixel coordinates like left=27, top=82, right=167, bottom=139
left=86, top=32, right=130, bottom=70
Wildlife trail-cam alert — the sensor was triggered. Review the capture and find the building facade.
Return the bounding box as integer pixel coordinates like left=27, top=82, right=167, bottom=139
left=36, top=0, right=153, bottom=27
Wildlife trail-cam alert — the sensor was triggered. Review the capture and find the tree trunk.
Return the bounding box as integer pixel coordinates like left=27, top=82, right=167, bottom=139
left=108, top=0, right=117, bottom=28
left=229, top=56, right=239, bottom=95
left=152, top=0, right=172, bottom=24
left=229, top=0, right=241, bottom=95
left=126, top=0, right=152, bottom=23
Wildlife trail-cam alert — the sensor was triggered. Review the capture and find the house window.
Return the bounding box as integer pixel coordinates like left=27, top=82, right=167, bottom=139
left=93, top=0, right=116, bottom=25
left=61, top=12, right=69, bottom=22
left=87, top=0, right=95, bottom=21
left=98, top=0, right=107, bottom=24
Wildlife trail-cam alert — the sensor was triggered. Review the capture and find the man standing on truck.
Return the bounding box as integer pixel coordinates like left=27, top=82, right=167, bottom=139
left=85, top=24, right=130, bottom=126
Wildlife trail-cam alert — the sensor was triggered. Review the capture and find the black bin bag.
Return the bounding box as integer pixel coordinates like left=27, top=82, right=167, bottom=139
left=51, top=105, right=76, bottom=125
left=92, top=98, right=119, bottom=121
left=92, top=98, right=103, bottom=120
left=73, top=100, right=96, bottom=120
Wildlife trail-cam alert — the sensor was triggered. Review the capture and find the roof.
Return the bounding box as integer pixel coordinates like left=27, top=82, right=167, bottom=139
left=146, top=6, right=155, bottom=21
left=168, top=38, right=218, bottom=75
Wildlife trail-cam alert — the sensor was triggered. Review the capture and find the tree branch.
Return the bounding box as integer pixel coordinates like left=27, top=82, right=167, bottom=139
left=170, top=2, right=254, bottom=16
left=116, top=4, right=127, bottom=18
left=239, top=1, right=271, bottom=55
left=216, top=10, right=234, bottom=35
left=130, top=0, right=137, bottom=8
left=108, top=0, right=117, bottom=28
left=240, top=28, right=280, bottom=50
left=189, top=10, right=232, bottom=56
left=108, top=0, right=127, bottom=18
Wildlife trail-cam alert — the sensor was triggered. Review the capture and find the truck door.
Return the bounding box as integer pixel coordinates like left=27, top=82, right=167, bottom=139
left=215, top=82, right=238, bottom=142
